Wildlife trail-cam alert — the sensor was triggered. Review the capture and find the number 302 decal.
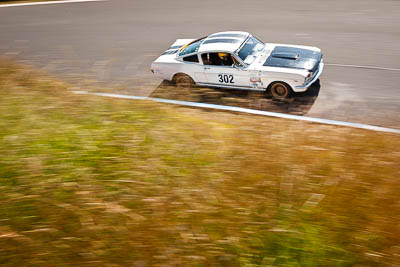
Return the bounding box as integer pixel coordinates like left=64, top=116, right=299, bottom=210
left=218, top=74, right=234, bottom=84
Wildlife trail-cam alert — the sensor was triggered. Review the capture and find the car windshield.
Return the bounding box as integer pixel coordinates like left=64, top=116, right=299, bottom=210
left=178, top=38, right=205, bottom=56
left=237, top=36, right=265, bottom=65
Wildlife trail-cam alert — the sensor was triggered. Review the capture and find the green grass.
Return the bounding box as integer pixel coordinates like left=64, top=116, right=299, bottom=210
left=0, top=60, right=399, bottom=266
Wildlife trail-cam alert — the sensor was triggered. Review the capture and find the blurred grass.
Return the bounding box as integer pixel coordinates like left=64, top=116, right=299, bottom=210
left=0, top=60, right=399, bottom=266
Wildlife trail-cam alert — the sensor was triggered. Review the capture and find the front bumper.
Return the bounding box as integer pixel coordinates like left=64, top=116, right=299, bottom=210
left=295, top=59, right=324, bottom=91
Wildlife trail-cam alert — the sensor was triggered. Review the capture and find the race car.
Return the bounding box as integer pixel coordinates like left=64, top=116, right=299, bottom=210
left=150, top=31, right=323, bottom=99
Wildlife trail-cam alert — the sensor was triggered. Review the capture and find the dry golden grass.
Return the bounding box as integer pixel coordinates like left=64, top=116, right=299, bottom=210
left=0, top=60, right=399, bottom=266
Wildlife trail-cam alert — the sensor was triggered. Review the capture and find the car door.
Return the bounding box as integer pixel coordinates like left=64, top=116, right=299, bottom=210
left=200, top=52, right=250, bottom=89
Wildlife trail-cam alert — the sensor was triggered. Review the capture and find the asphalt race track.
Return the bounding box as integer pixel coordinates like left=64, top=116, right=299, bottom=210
left=1, top=0, right=399, bottom=128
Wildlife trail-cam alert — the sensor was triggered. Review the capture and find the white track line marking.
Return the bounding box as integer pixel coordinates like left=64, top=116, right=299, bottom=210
left=0, top=0, right=106, bottom=8
left=325, top=63, right=400, bottom=72
left=72, top=91, right=400, bottom=134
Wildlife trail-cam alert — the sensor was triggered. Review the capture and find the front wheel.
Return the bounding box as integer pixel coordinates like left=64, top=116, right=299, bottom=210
left=269, top=82, right=292, bottom=99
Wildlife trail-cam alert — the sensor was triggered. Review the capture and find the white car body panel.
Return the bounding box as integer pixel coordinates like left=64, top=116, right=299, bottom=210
left=151, top=31, right=324, bottom=93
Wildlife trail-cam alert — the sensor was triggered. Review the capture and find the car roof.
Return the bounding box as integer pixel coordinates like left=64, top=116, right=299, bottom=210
left=197, top=31, right=250, bottom=53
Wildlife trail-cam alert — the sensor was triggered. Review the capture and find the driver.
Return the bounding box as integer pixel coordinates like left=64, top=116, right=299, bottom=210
left=218, top=52, right=230, bottom=66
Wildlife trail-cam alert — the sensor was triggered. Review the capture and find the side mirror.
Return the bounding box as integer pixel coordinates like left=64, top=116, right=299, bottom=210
left=234, top=64, right=245, bottom=70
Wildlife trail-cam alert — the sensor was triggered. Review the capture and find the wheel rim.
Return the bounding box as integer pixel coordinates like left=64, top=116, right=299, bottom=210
left=271, top=83, right=289, bottom=99
left=176, top=76, right=192, bottom=88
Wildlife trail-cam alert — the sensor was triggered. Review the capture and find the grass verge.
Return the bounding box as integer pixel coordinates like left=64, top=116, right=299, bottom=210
left=0, top=60, right=399, bottom=266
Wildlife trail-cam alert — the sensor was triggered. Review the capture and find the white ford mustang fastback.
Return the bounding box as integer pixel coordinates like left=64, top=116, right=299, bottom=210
left=151, top=31, right=324, bottom=99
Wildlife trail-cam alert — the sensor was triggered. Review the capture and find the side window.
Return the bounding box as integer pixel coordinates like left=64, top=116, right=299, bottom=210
left=201, top=53, right=234, bottom=66
left=182, top=54, right=199, bottom=63
left=201, top=53, right=212, bottom=65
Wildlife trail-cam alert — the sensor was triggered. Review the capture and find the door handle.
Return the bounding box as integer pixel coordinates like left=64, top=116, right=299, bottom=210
left=204, top=67, right=211, bottom=70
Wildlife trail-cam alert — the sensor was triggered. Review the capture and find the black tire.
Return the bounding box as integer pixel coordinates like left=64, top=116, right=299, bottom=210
left=174, top=74, right=195, bottom=88
left=269, top=82, right=292, bottom=99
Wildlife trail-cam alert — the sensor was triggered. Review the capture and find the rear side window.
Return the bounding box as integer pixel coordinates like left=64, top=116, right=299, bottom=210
left=178, top=38, right=205, bottom=56
left=183, top=54, right=199, bottom=63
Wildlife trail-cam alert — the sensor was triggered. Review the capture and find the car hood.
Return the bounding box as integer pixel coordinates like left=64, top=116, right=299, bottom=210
left=263, top=45, right=322, bottom=72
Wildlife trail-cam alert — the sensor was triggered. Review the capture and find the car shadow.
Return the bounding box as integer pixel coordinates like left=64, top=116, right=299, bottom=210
left=149, top=80, right=320, bottom=116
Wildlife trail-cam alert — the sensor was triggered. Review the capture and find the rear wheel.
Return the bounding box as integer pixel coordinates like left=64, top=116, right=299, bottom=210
left=174, top=74, right=195, bottom=88
left=269, top=82, right=292, bottom=99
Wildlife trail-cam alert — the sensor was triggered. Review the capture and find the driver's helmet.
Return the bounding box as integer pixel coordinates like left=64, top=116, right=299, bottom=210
left=218, top=52, right=229, bottom=60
